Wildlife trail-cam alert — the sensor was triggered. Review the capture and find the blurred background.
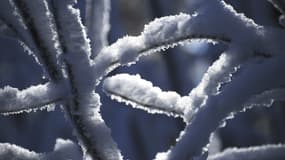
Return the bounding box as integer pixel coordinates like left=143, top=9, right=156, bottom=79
left=0, top=0, right=285, bottom=159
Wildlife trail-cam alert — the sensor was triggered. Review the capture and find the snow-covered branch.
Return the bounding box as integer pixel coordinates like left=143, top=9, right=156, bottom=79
left=208, top=144, right=285, bottom=160
left=267, top=0, right=285, bottom=27
left=0, top=143, right=41, bottom=160
left=0, top=82, right=67, bottom=115
left=156, top=51, right=285, bottom=159
left=12, top=0, right=63, bottom=80
left=86, top=0, right=110, bottom=58
left=92, top=0, right=283, bottom=85
left=103, top=74, right=187, bottom=118
left=0, top=0, right=284, bottom=159
left=51, top=0, right=122, bottom=159
left=0, top=139, right=82, bottom=160
left=92, top=12, right=232, bottom=83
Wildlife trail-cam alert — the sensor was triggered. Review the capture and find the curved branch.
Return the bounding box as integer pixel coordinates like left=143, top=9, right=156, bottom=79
left=158, top=52, right=285, bottom=159
left=0, top=143, right=41, bottom=160
left=51, top=1, right=123, bottom=159
left=92, top=13, right=232, bottom=84
left=93, top=0, right=269, bottom=83
left=0, top=139, right=82, bottom=160
left=103, top=74, right=187, bottom=118
left=12, top=0, right=63, bottom=80
left=0, top=82, right=67, bottom=115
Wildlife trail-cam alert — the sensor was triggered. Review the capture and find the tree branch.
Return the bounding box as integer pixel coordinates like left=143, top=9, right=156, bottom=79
left=0, top=139, right=82, bottom=160
left=103, top=74, right=186, bottom=118
left=0, top=82, right=67, bottom=115
left=92, top=13, right=232, bottom=84
left=51, top=1, right=123, bottom=159
left=12, top=0, right=64, bottom=81
left=158, top=51, right=285, bottom=159
left=85, top=0, right=110, bottom=58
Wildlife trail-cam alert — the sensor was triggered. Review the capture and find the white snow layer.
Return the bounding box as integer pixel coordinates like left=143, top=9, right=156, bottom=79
left=0, top=139, right=82, bottom=160
left=92, top=0, right=285, bottom=85
left=153, top=1, right=285, bottom=160
left=44, top=138, right=82, bottom=160
left=0, top=82, right=67, bottom=114
left=103, top=74, right=191, bottom=118
left=0, top=1, right=64, bottom=79
left=22, top=0, right=63, bottom=66
left=53, top=1, right=123, bottom=159
left=0, top=143, right=40, bottom=160
left=208, top=144, right=285, bottom=160
left=53, top=0, right=95, bottom=92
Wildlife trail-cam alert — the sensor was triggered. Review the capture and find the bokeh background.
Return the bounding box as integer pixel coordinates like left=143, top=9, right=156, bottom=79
left=0, top=0, right=285, bottom=159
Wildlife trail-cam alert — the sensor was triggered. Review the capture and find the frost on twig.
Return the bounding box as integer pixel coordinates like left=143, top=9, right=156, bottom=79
left=0, top=143, right=40, bottom=160
left=11, top=0, right=63, bottom=80
left=95, top=0, right=285, bottom=159
left=157, top=51, right=285, bottom=159
left=0, top=82, right=67, bottom=115
left=208, top=144, right=285, bottom=160
left=52, top=0, right=123, bottom=159
left=0, top=139, right=82, bottom=160
left=92, top=12, right=232, bottom=84
left=103, top=74, right=188, bottom=118
left=85, top=0, right=110, bottom=58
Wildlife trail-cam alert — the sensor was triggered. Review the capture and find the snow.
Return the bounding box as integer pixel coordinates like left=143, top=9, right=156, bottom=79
left=53, top=0, right=94, bottom=91
left=0, top=143, right=40, bottom=160
left=0, top=82, right=67, bottom=115
left=52, top=1, right=123, bottom=159
left=0, top=139, right=82, bottom=160
left=103, top=74, right=186, bottom=118
left=21, top=0, right=63, bottom=68
left=151, top=1, right=285, bottom=159
left=73, top=93, right=123, bottom=160
left=157, top=51, right=285, bottom=160
left=44, top=138, right=82, bottom=160
left=92, top=12, right=224, bottom=83
left=0, top=0, right=285, bottom=159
